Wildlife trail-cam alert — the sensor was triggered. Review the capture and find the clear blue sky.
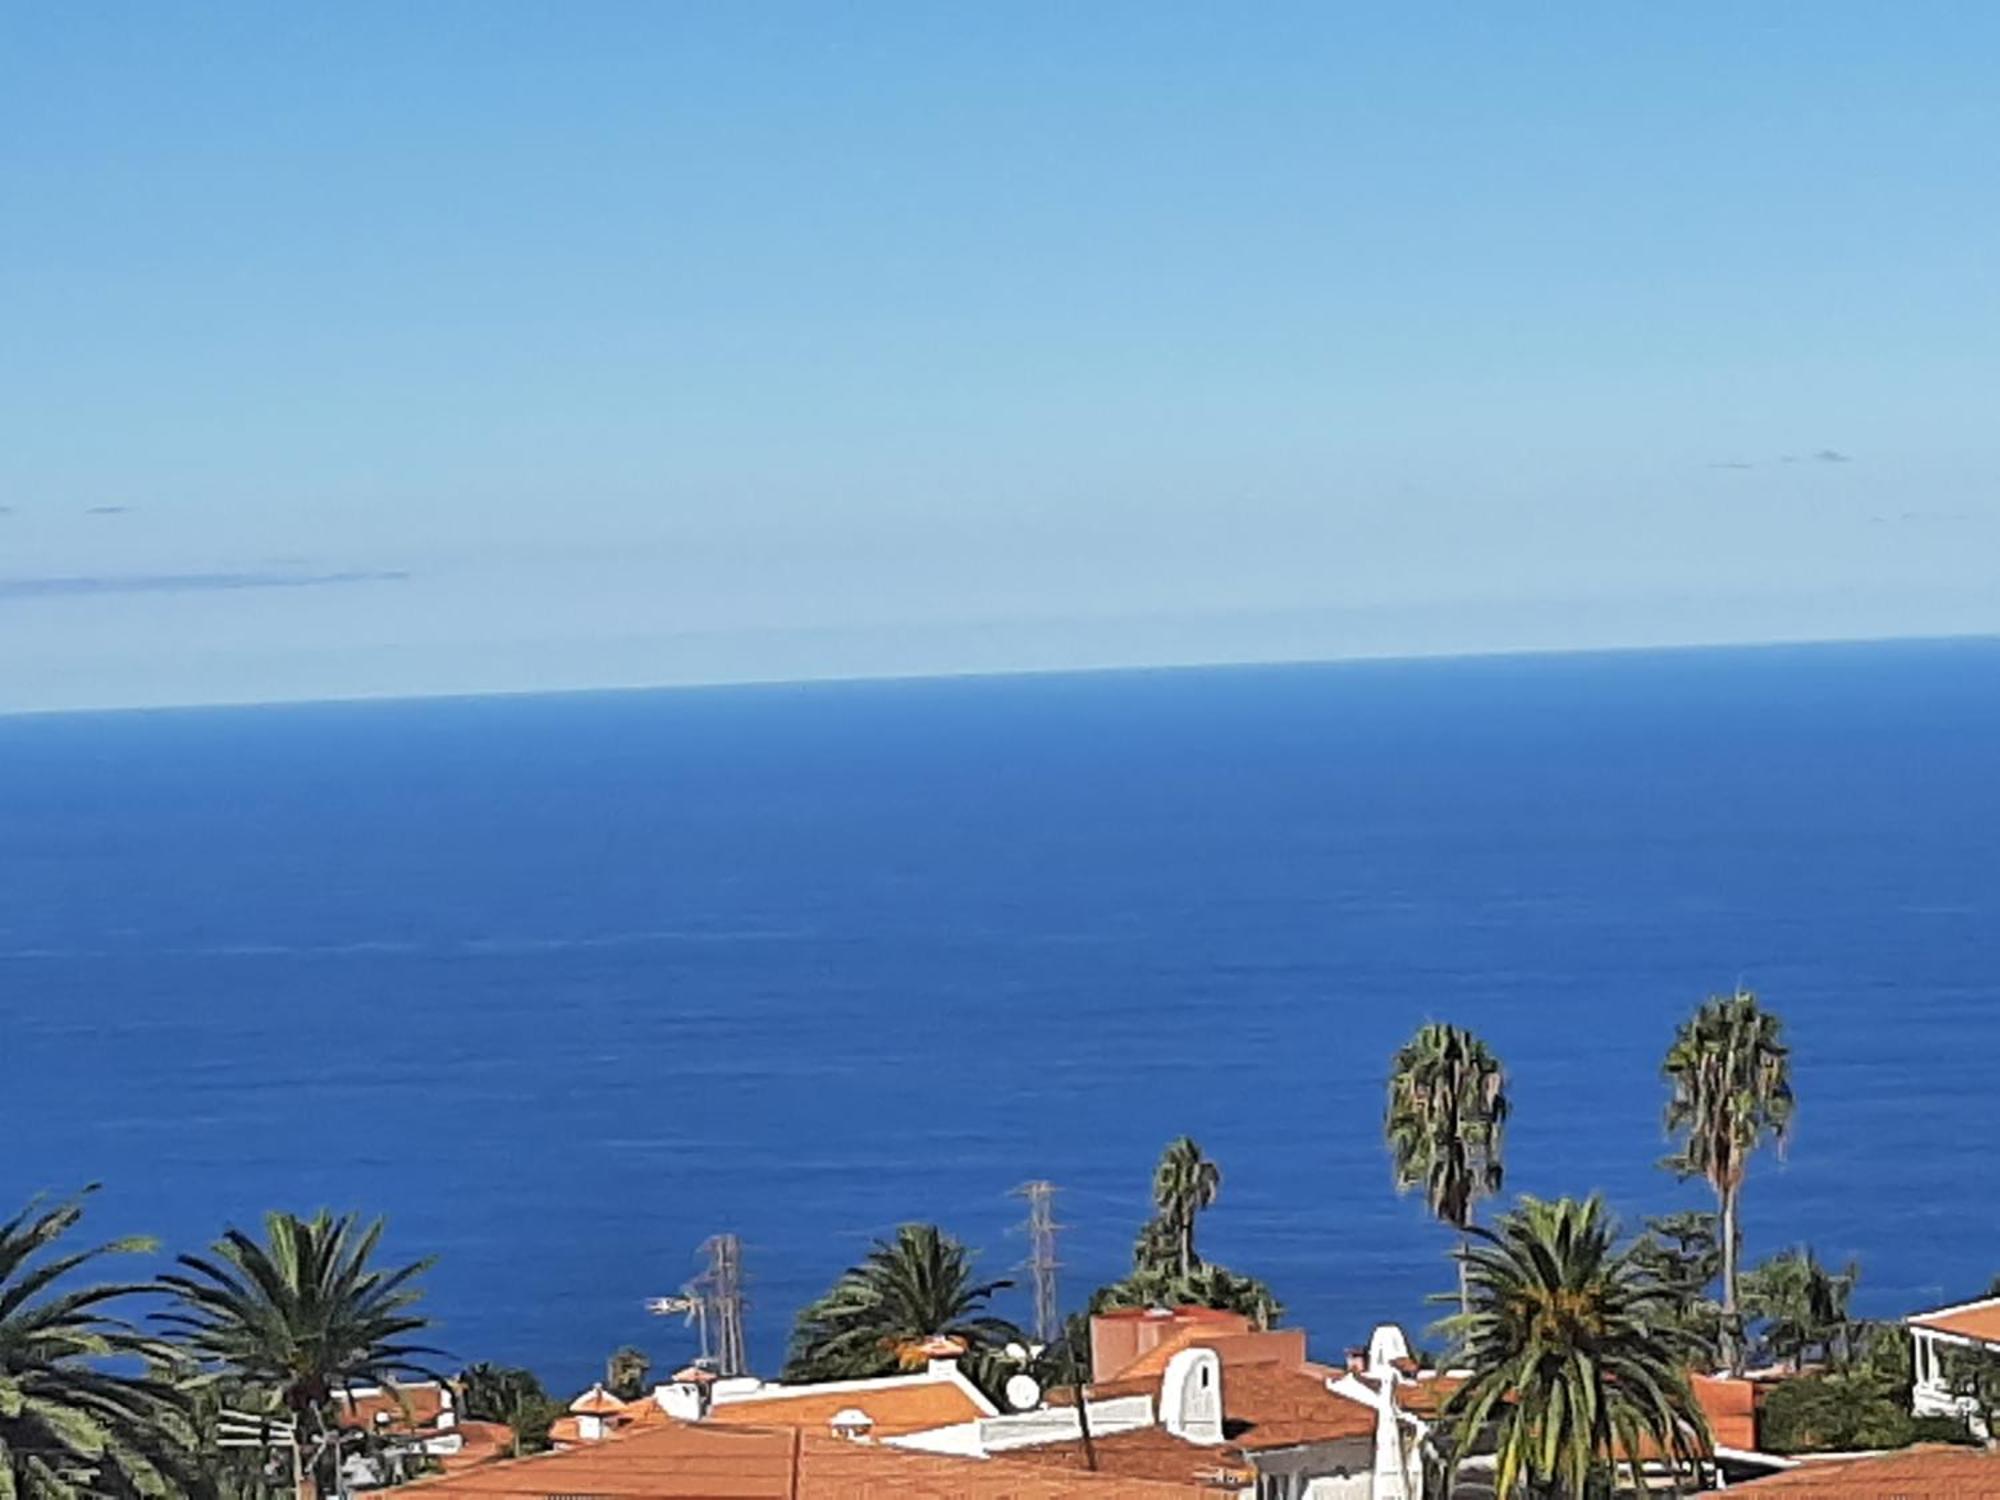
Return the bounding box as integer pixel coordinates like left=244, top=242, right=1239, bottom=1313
left=4, top=3, right=1997, bottom=711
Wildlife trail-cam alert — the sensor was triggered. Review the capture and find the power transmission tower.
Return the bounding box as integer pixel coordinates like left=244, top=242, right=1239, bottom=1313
left=697, top=1233, right=749, bottom=1378
left=1013, top=1181, right=1062, bottom=1346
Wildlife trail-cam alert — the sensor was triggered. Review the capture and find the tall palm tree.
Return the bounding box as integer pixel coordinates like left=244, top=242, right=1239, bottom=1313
left=1442, top=1196, right=1712, bottom=1499
left=157, top=1211, right=444, bottom=1495
left=782, top=1224, right=1021, bottom=1386
left=1151, top=1137, right=1222, bottom=1279
left=1663, top=987, right=1793, bottom=1372
left=1386, top=1022, right=1509, bottom=1315
left=0, top=1188, right=194, bottom=1500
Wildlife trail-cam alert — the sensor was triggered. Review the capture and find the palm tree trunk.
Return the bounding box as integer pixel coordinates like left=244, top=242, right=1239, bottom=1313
left=1457, top=1232, right=1472, bottom=1321
left=1178, top=1208, right=1192, bottom=1281
left=1720, top=1184, right=1741, bottom=1374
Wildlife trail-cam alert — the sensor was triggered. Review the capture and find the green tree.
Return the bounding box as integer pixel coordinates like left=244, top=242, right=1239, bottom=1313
left=1757, top=1344, right=1972, bottom=1456
left=1091, top=1260, right=1283, bottom=1330
left=1092, top=1143, right=1282, bottom=1329
left=157, top=1211, right=443, bottom=1495
left=1740, top=1248, right=1858, bottom=1371
left=1150, top=1138, right=1222, bottom=1280
left=1441, top=1196, right=1712, bottom=1499
left=1629, top=1211, right=1726, bottom=1367
left=0, top=1189, right=194, bottom=1499
left=1386, top=1022, right=1509, bottom=1316
left=782, top=1225, right=1022, bottom=1391
left=1662, top=987, right=1794, bottom=1373
left=602, top=1347, right=650, bottom=1402
left=455, top=1364, right=558, bottom=1457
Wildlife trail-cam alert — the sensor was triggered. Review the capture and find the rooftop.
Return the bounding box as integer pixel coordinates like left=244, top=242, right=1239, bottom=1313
left=1703, top=1444, right=2000, bottom=1498
left=402, top=1418, right=1217, bottom=1499
left=1907, top=1295, right=2000, bottom=1347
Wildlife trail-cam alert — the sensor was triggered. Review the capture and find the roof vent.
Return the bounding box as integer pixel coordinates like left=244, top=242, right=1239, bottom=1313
left=827, top=1407, right=874, bottom=1441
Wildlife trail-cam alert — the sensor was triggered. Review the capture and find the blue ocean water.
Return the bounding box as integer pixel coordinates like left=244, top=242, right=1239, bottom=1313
left=3, top=638, right=1996, bottom=1391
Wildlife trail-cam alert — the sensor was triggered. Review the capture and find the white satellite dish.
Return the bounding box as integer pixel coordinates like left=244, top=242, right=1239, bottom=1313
left=1003, top=1342, right=1030, bottom=1363
left=1004, top=1374, right=1042, bottom=1412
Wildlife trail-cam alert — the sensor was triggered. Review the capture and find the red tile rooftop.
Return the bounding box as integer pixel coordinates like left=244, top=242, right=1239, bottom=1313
left=1908, top=1296, right=2000, bottom=1346
left=1702, top=1444, right=2000, bottom=1497
left=402, top=1419, right=1217, bottom=1498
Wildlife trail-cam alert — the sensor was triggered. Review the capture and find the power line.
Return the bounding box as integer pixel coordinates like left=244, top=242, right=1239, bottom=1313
left=1012, top=1180, right=1062, bottom=1346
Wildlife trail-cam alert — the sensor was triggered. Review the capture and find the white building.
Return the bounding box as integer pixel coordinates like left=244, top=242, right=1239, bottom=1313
left=1906, top=1294, right=2000, bottom=1435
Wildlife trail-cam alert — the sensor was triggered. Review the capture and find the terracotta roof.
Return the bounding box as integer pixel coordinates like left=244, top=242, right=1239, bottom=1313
left=1092, top=1307, right=1249, bottom=1325
left=706, top=1380, right=990, bottom=1438
left=400, top=1419, right=1214, bottom=1498
left=1001, top=1361, right=1378, bottom=1486
left=438, top=1420, right=515, bottom=1473
left=1221, top=1365, right=1378, bottom=1450
left=1108, top=1329, right=1309, bottom=1386
left=572, top=1385, right=632, bottom=1415
left=1909, top=1297, right=2000, bottom=1347
left=1702, top=1445, right=2000, bottom=1497
left=995, top=1428, right=1261, bottom=1490
left=334, top=1383, right=453, bottom=1433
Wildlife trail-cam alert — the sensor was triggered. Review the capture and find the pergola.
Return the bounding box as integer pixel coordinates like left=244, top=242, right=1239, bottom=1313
left=1906, top=1295, right=2000, bottom=1426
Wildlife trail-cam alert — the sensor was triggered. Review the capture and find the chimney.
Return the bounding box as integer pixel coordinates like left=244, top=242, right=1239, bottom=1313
left=914, top=1334, right=968, bottom=1378
left=1159, top=1348, right=1225, bottom=1446
left=656, top=1365, right=717, bottom=1422
left=1370, top=1381, right=1409, bottom=1500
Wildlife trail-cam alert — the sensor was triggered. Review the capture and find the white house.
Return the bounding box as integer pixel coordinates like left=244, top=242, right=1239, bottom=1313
left=1906, top=1294, right=2000, bottom=1435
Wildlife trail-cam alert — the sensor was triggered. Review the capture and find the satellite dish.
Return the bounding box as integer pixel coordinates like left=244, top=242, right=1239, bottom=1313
left=1004, top=1374, right=1042, bottom=1412
left=1003, top=1342, right=1030, bottom=1363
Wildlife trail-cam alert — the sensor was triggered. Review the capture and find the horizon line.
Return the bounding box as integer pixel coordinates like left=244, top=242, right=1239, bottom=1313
left=4, top=628, right=1997, bottom=723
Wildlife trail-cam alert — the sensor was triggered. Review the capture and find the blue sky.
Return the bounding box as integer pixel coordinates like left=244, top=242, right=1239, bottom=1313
left=3, top=3, right=1997, bottom=711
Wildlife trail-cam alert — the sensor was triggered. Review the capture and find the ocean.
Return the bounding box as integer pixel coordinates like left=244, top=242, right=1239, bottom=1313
left=3, top=638, right=1995, bottom=1392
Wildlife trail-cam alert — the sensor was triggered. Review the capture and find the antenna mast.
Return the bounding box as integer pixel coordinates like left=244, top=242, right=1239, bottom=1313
left=1013, top=1180, right=1062, bottom=1346
left=698, top=1233, right=749, bottom=1378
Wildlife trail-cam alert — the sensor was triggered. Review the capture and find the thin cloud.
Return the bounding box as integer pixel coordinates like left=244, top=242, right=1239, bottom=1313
left=1706, top=448, right=1855, bottom=470
left=83, top=504, right=134, bottom=515
left=0, top=569, right=410, bottom=601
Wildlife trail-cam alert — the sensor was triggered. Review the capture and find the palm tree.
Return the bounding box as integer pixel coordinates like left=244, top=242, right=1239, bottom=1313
left=0, top=1189, right=194, bottom=1500
left=1663, top=987, right=1794, bottom=1372
left=782, top=1225, right=1021, bottom=1387
left=1442, top=1196, right=1712, bottom=1499
left=1740, top=1248, right=1858, bottom=1372
left=1151, top=1137, right=1222, bottom=1279
left=1386, top=1022, right=1509, bottom=1315
left=157, top=1211, right=444, bottom=1496
left=603, top=1346, right=650, bottom=1401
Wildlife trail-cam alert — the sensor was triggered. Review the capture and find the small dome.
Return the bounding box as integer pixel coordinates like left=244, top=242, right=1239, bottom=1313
left=569, top=1384, right=627, bottom=1415
left=826, top=1407, right=874, bottom=1439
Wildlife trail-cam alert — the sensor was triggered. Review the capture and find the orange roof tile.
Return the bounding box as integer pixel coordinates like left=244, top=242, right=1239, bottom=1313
left=1109, top=1329, right=1309, bottom=1386
left=995, top=1428, right=1261, bottom=1490
left=707, top=1380, right=989, bottom=1438
left=438, top=1421, right=515, bottom=1472
left=1910, top=1297, right=2000, bottom=1346
left=400, top=1419, right=1215, bottom=1498
left=333, top=1383, right=453, bottom=1433
left=1702, top=1445, right=2000, bottom=1497
left=1005, top=1361, right=1378, bottom=1485
left=572, top=1385, right=632, bottom=1415
left=1221, top=1364, right=1378, bottom=1450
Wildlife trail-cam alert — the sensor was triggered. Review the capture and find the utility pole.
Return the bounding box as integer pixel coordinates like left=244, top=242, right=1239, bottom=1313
left=698, top=1233, right=749, bottom=1378
left=1012, top=1181, right=1062, bottom=1347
